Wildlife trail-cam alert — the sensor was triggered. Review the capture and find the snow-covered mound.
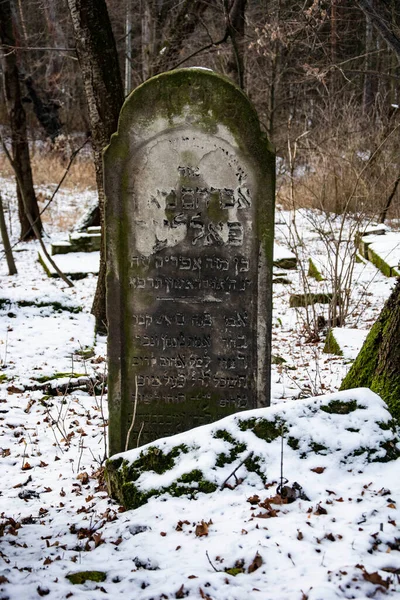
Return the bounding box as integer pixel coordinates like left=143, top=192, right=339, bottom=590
left=106, top=388, right=399, bottom=510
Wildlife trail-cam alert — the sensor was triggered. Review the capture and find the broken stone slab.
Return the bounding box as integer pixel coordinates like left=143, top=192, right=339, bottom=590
left=289, top=292, right=337, bottom=308
left=105, top=388, right=399, bottom=510
left=367, top=236, right=400, bottom=277
left=308, top=257, right=325, bottom=281
left=50, top=241, right=73, bottom=255
left=273, top=243, right=297, bottom=269
left=323, top=327, right=369, bottom=359
left=358, top=229, right=398, bottom=260
left=51, top=231, right=101, bottom=256
left=355, top=223, right=388, bottom=252
left=38, top=249, right=100, bottom=279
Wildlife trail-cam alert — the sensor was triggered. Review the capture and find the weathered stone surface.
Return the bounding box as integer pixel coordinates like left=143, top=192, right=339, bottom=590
left=104, top=68, right=275, bottom=455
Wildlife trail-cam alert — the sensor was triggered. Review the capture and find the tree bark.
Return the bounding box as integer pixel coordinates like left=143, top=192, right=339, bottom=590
left=0, top=192, right=17, bottom=275
left=223, top=0, right=247, bottom=89
left=152, top=0, right=210, bottom=74
left=340, top=277, right=400, bottom=421
left=0, top=0, right=42, bottom=240
left=67, top=0, right=124, bottom=332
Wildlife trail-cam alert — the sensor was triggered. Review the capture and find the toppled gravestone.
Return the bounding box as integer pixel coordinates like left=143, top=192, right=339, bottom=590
left=105, top=388, right=400, bottom=510
left=104, top=68, right=275, bottom=454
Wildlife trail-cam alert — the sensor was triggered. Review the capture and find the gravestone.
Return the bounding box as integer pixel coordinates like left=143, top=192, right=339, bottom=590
left=105, top=68, right=275, bottom=456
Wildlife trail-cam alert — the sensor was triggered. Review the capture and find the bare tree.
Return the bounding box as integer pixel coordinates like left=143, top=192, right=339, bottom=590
left=66, top=0, right=124, bottom=332
left=0, top=0, right=42, bottom=240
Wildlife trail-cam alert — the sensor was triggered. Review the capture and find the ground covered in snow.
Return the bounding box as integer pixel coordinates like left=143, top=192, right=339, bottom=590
left=0, top=176, right=399, bottom=599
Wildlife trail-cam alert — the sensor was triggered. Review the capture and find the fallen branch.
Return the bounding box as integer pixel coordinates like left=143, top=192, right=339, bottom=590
left=220, top=451, right=254, bottom=490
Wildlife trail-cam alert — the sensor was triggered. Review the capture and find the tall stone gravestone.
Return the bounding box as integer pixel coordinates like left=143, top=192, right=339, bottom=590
left=105, top=69, right=275, bottom=456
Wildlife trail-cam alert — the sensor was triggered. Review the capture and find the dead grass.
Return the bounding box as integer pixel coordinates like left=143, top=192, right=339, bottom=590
left=0, top=142, right=95, bottom=191
left=277, top=109, right=400, bottom=223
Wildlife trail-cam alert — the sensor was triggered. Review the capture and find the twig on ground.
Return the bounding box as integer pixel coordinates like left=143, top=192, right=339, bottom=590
left=220, top=451, right=254, bottom=490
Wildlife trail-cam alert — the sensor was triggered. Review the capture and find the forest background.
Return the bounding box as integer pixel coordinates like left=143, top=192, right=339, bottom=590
left=1, top=0, right=400, bottom=340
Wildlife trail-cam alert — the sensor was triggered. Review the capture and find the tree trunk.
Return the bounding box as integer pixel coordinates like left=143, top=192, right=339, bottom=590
left=152, top=0, right=210, bottom=74
left=0, top=192, right=17, bottom=275
left=0, top=0, right=42, bottom=240
left=356, top=0, right=400, bottom=57
left=340, top=278, right=400, bottom=421
left=224, top=0, right=247, bottom=89
left=67, top=0, right=124, bottom=333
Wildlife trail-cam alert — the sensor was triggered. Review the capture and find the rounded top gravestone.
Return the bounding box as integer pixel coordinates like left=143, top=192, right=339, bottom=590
left=104, top=68, right=275, bottom=456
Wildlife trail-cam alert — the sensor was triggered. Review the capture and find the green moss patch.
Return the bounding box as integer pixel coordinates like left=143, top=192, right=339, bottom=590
left=239, top=417, right=285, bottom=441
left=320, top=399, right=360, bottom=414
left=0, top=298, right=81, bottom=314
left=289, top=293, right=335, bottom=308
left=105, top=389, right=399, bottom=510
left=66, top=571, right=106, bottom=584
left=308, top=258, right=325, bottom=281
left=323, top=329, right=343, bottom=356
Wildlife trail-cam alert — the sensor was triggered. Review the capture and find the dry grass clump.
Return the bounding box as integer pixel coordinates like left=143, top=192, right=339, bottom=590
left=0, top=136, right=96, bottom=191
left=277, top=108, right=400, bottom=224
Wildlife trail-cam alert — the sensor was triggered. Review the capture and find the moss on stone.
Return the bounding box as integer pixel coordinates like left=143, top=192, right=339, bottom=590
left=308, top=258, right=324, bottom=281
left=213, top=429, right=247, bottom=467
left=244, top=454, right=266, bottom=484
left=66, top=571, right=106, bottom=584
left=367, top=247, right=392, bottom=278
left=0, top=298, right=81, bottom=314
left=207, top=191, right=228, bottom=223
left=287, top=436, right=300, bottom=450
left=34, top=372, right=86, bottom=383
left=289, top=293, right=334, bottom=308
left=320, top=399, right=360, bottom=414
left=239, top=417, right=285, bottom=442
left=106, top=457, right=217, bottom=509
left=310, top=442, right=328, bottom=453
left=323, top=329, right=343, bottom=356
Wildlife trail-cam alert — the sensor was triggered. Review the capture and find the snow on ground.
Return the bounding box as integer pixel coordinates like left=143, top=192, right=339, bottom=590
left=0, top=177, right=399, bottom=599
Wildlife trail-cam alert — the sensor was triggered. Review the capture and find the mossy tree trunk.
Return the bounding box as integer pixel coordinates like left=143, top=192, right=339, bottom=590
left=0, top=0, right=42, bottom=241
left=340, top=277, right=400, bottom=420
left=67, top=0, right=124, bottom=332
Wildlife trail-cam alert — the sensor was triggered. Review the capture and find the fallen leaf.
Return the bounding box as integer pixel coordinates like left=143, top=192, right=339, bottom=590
left=175, top=584, right=185, bottom=598
left=176, top=520, right=190, bottom=531
left=247, top=495, right=260, bottom=505
left=254, top=509, right=279, bottom=518
left=195, top=521, right=210, bottom=537
left=160, top=531, right=167, bottom=537
left=362, top=570, right=389, bottom=589
left=39, top=461, right=48, bottom=468
left=248, top=552, right=263, bottom=573
left=314, top=504, right=327, bottom=515
left=22, top=462, right=32, bottom=471
left=0, top=576, right=10, bottom=583
left=311, top=467, right=325, bottom=474
left=77, top=472, right=89, bottom=485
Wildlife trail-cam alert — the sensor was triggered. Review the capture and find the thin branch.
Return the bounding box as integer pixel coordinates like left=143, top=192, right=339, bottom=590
left=39, top=137, right=90, bottom=217
left=220, top=451, right=253, bottom=490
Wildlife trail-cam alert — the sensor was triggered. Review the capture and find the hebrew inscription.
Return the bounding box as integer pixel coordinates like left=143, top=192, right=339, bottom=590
left=105, top=68, right=275, bottom=454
